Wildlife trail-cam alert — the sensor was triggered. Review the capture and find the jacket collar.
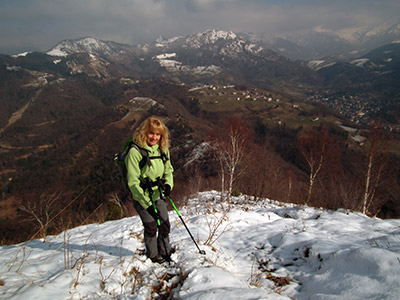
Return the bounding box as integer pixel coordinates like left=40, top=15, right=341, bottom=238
left=143, top=143, right=159, bottom=152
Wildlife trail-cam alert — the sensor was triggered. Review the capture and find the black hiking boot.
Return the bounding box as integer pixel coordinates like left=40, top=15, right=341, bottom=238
left=150, top=254, right=166, bottom=264
left=161, top=246, right=175, bottom=262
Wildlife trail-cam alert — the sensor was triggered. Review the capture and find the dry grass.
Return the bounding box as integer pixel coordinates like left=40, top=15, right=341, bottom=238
left=0, top=196, right=17, bottom=218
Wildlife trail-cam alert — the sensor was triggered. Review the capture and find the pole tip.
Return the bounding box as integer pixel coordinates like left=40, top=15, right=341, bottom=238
left=199, top=250, right=206, bottom=255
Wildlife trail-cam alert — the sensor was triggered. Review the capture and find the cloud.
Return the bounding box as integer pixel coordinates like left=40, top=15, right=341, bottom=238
left=0, top=0, right=399, bottom=54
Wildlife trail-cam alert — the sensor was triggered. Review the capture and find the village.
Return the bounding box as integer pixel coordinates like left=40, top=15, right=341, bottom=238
left=307, top=91, right=400, bottom=133
left=189, top=84, right=282, bottom=104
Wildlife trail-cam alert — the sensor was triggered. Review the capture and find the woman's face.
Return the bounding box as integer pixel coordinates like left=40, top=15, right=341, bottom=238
left=146, top=128, right=161, bottom=147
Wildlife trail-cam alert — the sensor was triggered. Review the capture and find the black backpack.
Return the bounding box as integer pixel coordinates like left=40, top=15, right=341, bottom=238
left=114, top=138, right=169, bottom=187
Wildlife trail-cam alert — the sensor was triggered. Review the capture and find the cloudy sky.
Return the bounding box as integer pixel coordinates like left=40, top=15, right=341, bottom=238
left=1, top=0, right=399, bottom=55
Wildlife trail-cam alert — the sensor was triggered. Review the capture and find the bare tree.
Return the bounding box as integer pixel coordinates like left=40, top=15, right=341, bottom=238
left=19, top=192, right=63, bottom=238
left=209, top=117, right=251, bottom=202
left=298, top=125, right=338, bottom=204
left=360, top=122, right=391, bottom=215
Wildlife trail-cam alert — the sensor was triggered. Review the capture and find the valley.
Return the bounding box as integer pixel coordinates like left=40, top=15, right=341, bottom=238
left=0, top=28, right=399, bottom=245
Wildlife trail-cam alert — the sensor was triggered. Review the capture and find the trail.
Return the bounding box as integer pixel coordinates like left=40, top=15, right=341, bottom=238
left=0, top=89, right=43, bottom=135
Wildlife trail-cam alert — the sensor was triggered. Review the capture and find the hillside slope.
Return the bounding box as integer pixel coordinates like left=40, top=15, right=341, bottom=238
left=1, top=191, right=399, bottom=299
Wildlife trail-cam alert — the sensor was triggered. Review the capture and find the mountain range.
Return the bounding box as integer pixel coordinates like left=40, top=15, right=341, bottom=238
left=45, top=18, right=400, bottom=61
left=253, top=18, right=400, bottom=60
left=13, top=25, right=400, bottom=126
left=1, top=24, right=400, bottom=244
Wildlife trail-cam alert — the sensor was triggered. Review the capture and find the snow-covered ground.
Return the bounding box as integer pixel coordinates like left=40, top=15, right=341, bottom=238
left=1, top=191, right=399, bottom=299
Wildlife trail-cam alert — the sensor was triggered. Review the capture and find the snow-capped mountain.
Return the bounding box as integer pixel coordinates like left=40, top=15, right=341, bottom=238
left=239, top=19, right=400, bottom=60
left=354, top=19, right=400, bottom=49
left=143, top=29, right=289, bottom=81
left=46, top=20, right=400, bottom=63
left=47, top=37, right=134, bottom=59
left=144, top=29, right=279, bottom=62
left=9, top=25, right=400, bottom=96
left=32, top=26, right=400, bottom=98
left=42, top=29, right=312, bottom=87
left=161, top=29, right=239, bottom=49
left=48, top=30, right=271, bottom=60
left=175, top=30, right=320, bottom=85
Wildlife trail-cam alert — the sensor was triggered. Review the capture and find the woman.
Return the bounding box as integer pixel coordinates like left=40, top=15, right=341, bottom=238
left=125, top=116, right=174, bottom=263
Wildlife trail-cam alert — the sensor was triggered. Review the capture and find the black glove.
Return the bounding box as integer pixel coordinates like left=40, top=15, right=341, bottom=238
left=163, top=184, right=171, bottom=197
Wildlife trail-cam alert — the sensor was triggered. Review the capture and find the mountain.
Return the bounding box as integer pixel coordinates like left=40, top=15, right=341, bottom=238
left=45, top=30, right=320, bottom=91
left=239, top=19, right=400, bottom=61
left=47, top=37, right=134, bottom=60
left=307, top=42, right=400, bottom=75
left=272, top=30, right=356, bottom=60
left=354, top=19, right=400, bottom=50
left=146, top=29, right=320, bottom=87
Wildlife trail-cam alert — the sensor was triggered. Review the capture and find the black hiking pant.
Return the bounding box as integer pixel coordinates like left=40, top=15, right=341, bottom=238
left=133, top=199, right=171, bottom=259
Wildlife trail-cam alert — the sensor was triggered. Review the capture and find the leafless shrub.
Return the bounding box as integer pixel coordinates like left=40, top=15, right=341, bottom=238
left=204, top=205, right=231, bottom=247
left=19, top=191, right=64, bottom=238
left=128, top=266, right=143, bottom=294
left=249, top=257, right=262, bottom=288
left=72, top=252, right=89, bottom=288
left=98, top=257, right=116, bottom=291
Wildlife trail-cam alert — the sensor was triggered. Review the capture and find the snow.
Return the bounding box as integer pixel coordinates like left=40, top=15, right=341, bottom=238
left=1, top=191, right=399, bottom=299
left=307, top=60, right=337, bottom=71
left=184, top=29, right=237, bottom=49
left=184, top=142, right=211, bottom=169
left=12, top=52, right=30, bottom=57
left=47, top=37, right=113, bottom=57
left=308, top=60, right=326, bottom=68
left=47, top=48, right=69, bottom=57
left=154, top=53, right=222, bottom=74
left=350, top=58, right=370, bottom=67
left=158, top=58, right=182, bottom=70
left=192, top=65, right=222, bottom=75
left=155, top=53, right=177, bottom=59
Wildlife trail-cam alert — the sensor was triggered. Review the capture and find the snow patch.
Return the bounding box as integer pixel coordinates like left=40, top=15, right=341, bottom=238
left=351, top=58, right=370, bottom=67
left=12, top=52, right=30, bottom=57
left=154, top=53, right=222, bottom=74
left=47, top=48, right=69, bottom=57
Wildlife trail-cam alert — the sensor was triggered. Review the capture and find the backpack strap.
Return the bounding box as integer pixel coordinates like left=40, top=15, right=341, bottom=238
left=129, top=142, right=150, bottom=169
left=129, top=142, right=168, bottom=169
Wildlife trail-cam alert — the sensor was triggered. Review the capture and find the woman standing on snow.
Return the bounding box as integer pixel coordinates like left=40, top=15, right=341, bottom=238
left=125, top=116, right=174, bottom=263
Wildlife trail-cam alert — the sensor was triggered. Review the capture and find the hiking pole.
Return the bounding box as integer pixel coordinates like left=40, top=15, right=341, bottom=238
left=166, top=196, right=206, bottom=255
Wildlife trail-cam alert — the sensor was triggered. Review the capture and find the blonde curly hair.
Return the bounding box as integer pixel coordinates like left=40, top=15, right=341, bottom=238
left=133, top=116, right=170, bottom=152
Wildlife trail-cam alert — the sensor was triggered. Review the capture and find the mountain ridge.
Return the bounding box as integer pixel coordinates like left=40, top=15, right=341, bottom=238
left=43, top=20, right=400, bottom=61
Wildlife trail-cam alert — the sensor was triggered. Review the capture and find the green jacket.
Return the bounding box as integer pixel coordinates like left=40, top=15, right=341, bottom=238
left=125, top=143, right=174, bottom=209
